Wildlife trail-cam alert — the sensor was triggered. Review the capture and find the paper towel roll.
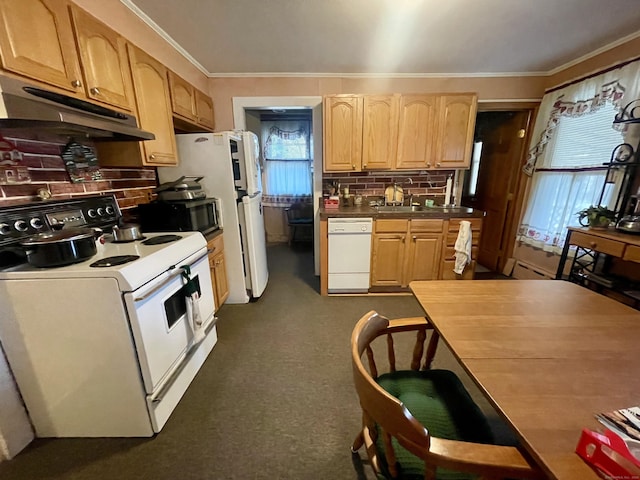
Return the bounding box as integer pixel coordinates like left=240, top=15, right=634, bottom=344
left=444, top=176, right=452, bottom=206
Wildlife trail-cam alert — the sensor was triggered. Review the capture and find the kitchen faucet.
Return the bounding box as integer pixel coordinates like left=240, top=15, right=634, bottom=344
left=404, top=177, right=413, bottom=205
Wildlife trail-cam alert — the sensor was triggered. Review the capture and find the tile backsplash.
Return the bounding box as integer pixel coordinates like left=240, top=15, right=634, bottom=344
left=322, top=170, right=455, bottom=202
left=0, top=132, right=156, bottom=214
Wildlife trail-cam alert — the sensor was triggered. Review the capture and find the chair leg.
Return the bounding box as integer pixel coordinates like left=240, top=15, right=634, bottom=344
left=351, top=430, right=365, bottom=453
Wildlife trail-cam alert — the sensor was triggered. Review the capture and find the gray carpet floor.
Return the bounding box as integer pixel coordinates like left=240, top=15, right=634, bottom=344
left=0, top=243, right=514, bottom=480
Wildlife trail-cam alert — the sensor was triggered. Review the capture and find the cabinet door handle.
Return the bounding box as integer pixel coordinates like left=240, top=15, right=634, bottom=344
left=71, top=79, right=82, bottom=88
left=363, top=163, right=367, bottom=168
left=149, top=154, right=156, bottom=160
left=90, top=87, right=100, bottom=95
left=426, top=163, right=431, bottom=168
left=436, top=162, right=441, bottom=167
left=401, top=235, right=406, bottom=243
left=590, top=242, right=597, bottom=248
left=412, top=235, right=417, bottom=241
left=352, top=164, right=356, bottom=169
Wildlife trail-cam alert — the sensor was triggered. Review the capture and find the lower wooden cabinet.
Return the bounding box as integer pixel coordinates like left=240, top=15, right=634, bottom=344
left=440, top=217, right=482, bottom=279
left=207, top=234, right=229, bottom=312
left=370, top=219, right=443, bottom=288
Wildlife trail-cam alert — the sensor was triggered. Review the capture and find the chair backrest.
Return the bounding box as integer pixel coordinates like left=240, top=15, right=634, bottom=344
left=352, top=312, right=435, bottom=454
left=351, top=310, right=544, bottom=480
left=286, top=202, right=313, bottom=223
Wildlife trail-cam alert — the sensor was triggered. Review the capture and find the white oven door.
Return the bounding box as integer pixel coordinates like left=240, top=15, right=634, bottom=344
left=124, top=248, right=215, bottom=394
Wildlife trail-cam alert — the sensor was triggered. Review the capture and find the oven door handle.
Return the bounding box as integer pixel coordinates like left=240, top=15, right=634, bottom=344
left=133, top=250, right=209, bottom=302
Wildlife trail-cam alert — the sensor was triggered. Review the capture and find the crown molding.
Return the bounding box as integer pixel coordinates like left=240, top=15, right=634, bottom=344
left=208, top=71, right=547, bottom=79
left=120, top=0, right=209, bottom=76
left=547, top=30, right=640, bottom=76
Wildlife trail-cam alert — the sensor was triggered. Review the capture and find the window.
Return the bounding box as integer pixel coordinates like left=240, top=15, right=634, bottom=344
left=517, top=101, right=624, bottom=253
left=260, top=119, right=312, bottom=196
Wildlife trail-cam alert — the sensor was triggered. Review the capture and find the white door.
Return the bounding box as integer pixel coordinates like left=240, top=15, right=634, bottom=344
left=239, top=193, right=269, bottom=297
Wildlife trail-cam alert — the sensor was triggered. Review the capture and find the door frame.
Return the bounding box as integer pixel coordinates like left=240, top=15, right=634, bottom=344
left=232, top=96, right=323, bottom=276
left=473, top=101, right=539, bottom=273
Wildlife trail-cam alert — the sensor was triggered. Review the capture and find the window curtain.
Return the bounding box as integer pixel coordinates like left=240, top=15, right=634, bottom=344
left=260, top=120, right=312, bottom=201
left=517, top=60, right=640, bottom=254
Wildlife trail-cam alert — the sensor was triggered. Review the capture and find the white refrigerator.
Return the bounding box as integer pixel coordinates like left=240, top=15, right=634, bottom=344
left=158, top=131, right=268, bottom=303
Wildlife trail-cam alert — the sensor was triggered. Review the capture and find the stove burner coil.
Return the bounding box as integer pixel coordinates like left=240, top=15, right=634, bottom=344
left=90, top=255, right=140, bottom=267
left=111, top=236, right=147, bottom=244
left=142, top=235, right=182, bottom=245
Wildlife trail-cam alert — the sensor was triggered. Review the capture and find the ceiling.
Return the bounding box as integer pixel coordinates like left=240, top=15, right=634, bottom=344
left=125, top=0, right=640, bottom=77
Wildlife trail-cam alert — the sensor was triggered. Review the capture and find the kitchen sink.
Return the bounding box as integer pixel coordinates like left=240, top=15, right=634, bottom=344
left=375, top=205, right=426, bottom=212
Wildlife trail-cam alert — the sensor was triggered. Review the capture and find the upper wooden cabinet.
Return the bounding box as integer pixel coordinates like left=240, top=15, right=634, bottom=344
left=396, top=95, right=438, bottom=170
left=0, top=0, right=82, bottom=94
left=96, top=45, right=178, bottom=167
left=323, top=95, right=363, bottom=172
left=323, top=92, right=477, bottom=172
left=434, top=95, right=478, bottom=169
left=362, top=95, right=398, bottom=170
left=168, top=70, right=214, bottom=131
left=195, top=89, right=214, bottom=130
left=323, top=94, right=397, bottom=172
left=69, top=5, right=134, bottom=112
left=168, top=70, right=197, bottom=121
left=0, top=0, right=134, bottom=112
left=397, top=93, right=477, bottom=170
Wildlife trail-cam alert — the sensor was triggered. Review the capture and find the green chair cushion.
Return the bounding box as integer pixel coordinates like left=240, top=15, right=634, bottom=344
left=374, top=369, right=494, bottom=480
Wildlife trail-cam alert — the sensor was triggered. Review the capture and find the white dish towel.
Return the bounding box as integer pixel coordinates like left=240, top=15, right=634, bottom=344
left=453, top=220, right=472, bottom=275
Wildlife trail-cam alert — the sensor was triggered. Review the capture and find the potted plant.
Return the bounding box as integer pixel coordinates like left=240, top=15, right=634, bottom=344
left=576, top=205, right=617, bottom=229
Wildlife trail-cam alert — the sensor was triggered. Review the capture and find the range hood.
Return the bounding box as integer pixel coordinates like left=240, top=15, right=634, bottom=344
left=0, top=76, right=154, bottom=141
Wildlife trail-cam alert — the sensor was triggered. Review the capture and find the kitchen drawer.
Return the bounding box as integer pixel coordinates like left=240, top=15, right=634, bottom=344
left=410, top=219, right=443, bottom=233
left=441, top=260, right=476, bottom=280
left=442, top=246, right=479, bottom=262
left=375, top=219, right=408, bottom=233
left=623, top=244, right=640, bottom=263
left=207, top=234, right=224, bottom=260
left=445, top=231, right=481, bottom=246
left=571, top=231, right=625, bottom=257
left=447, top=217, right=482, bottom=232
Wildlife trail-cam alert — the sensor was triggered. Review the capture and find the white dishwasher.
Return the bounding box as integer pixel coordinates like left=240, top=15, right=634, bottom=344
left=328, top=217, right=373, bottom=293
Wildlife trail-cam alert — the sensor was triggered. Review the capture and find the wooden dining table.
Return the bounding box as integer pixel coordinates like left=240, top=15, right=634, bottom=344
left=409, top=279, right=640, bottom=480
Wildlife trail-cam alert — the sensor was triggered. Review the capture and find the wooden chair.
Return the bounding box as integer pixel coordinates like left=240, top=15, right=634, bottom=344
left=285, top=202, right=313, bottom=245
left=351, top=310, right=544, bottom=480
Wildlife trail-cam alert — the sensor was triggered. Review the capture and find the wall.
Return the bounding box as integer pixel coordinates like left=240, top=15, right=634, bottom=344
left=210, top=76, right=548, bottom=131
left=0, top=133, right=155, bottom=212
left=72, top=0, right=209, bottom=93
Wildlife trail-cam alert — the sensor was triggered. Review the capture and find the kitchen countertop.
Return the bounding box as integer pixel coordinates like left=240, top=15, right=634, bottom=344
left=319, top=205, right=484, bottom=219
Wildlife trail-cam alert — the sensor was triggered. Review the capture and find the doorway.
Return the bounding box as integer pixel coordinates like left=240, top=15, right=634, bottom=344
left=463, top=107, right=535, bottom=273
left=244, top=108, right=313, bottom=245
left=232, top=96, right=323, bottom=275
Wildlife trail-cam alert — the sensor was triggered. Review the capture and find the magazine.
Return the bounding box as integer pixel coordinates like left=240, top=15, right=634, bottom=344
left=596, top=406, right=640, bottom=461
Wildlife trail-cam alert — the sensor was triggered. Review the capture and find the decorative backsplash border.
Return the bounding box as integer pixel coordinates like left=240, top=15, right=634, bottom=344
left=0, top=132, right=157, bottom=212
left=322, top=170, right=454, bottom=201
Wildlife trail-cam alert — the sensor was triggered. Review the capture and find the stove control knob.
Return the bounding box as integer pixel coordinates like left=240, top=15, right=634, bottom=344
left=0, top=223, right=10, bottom=235
left=87, top=209, right=97, bottom=218
left=97, top=208, right=105, bottom=216
left=30, top=218, right=44, bottom=229
left=14, top=220, right=28, bottom=232
left=105, top=206, right=114, bottom=215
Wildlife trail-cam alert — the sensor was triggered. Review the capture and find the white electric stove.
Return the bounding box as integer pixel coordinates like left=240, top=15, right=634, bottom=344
left=0, top=195, right=218, bottom=437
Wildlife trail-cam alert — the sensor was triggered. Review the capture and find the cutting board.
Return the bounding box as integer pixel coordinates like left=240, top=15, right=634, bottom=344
left=384, top=185, right=404, bottom=204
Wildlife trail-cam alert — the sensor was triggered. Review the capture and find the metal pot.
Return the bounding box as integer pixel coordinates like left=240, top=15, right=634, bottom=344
left=616, top=215, right=640, bottom=234
left=112, top=223, right=143, bottom=242
left=20, top=228, right=99, bottom=267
